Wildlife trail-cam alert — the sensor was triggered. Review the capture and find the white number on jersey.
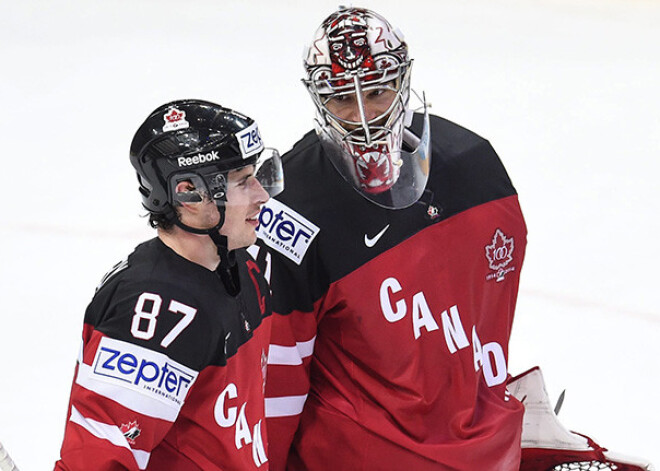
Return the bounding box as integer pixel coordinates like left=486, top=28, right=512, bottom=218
left=131, top=292, right=197, bottom=347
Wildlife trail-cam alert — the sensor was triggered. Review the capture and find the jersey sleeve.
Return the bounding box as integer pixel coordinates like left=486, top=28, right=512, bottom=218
left=55, top=280, right=211, bottom=470
left=264, top=309, right=318, bottom=470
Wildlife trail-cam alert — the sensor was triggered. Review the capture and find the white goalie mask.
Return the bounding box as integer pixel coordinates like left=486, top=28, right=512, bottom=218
left=303, top=7, right=430, bottom=209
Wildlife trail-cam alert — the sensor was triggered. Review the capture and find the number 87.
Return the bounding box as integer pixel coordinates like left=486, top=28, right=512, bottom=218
left=131, top=292, right=197, bottom=348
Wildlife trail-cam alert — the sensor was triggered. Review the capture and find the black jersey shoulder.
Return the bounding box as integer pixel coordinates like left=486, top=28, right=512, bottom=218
left=86, top=238, right=270, bottom=369
left=279, top=114, right=516, bottom=219
left=421, top=114, right=517, bottom=217
left=267, top=114, right=518, bottom=313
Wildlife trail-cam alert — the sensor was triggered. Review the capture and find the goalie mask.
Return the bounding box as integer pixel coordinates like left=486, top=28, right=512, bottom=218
left=129, top=99, right=284, bottom=236
left=303, top=7, right=430, bottom=209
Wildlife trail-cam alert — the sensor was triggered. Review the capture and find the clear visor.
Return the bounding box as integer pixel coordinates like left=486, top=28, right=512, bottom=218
left=254, top=147, right=285, bottom=197
left=317, top=98, right=431, bottom=209
left=170, top=147, right=284, bottom=205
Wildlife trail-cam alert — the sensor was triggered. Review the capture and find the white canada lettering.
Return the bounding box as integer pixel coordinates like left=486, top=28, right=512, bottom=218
left=472, top=326, right=507, bottom=387
left=214, top=383, right=268, bottom=466
left=472, top=326, right=484, bottom=372
left=214, top=383, right=238, bottom=427
left=378, top=276, right=508, bottom=388
left=442, top=305, right=470, bottom=353
left=251, top=420, right=268, bottom=466
left=380, top=277, right=406, bottom=322
left=411, top=292, right=439, bottom=339
left=234, top=403, right=252, bottom=449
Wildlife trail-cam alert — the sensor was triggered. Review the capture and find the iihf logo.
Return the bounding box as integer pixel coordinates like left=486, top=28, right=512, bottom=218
left=485, top=229, right=515, bottom=282
left=163, top=106, right=190, bottom=132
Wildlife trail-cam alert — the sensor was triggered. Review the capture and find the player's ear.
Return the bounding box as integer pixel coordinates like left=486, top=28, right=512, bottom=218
left=175, top=181, right=204, bottom=211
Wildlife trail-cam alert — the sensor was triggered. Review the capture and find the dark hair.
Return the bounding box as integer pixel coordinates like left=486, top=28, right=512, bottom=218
left=148, top=212, right=175, bottom=230
left=146, top=202, right=181, bottom=230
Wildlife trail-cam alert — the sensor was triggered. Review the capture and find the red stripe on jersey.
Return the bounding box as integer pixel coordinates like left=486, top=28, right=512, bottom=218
left=268, top=309, right=317, bottom=346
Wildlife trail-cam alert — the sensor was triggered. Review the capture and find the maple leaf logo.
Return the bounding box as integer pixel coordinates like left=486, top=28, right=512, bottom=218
left=120, top=420, right=141, bottom=445
left=485, top=229, right=514, bottom=271
left=165, top=108, right=183, bottom=123
left=162, top=107, right=189, bottom=132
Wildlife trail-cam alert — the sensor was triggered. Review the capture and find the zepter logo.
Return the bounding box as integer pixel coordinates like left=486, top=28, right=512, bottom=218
left=89, top=337, right=198, bottom=408
left=257, top=199, right=320, bottom=265
left=236, top=121, right=264, bottom=159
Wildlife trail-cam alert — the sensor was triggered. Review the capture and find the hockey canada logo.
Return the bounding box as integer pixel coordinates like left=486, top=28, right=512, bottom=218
left=120, top=420, right=141, bottom=445
left=163, top=107, right=189, bottom=132
left=257, top=198, right=320, bottom=265
left=485, top=229, right=515, bottom=282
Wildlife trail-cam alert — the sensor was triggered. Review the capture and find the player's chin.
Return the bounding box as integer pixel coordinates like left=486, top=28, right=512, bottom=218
left=230, top=232, right=258, bottom=251
left=244, top=226, right=258, bottom=246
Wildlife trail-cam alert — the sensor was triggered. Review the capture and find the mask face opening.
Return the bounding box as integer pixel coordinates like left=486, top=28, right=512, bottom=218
left=307, top=65, right=410, bottom=146
left=316, top=97, right=431, bottom=209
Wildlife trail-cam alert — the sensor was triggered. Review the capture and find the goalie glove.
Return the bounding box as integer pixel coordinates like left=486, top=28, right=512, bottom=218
left=507, top=367, right=654, bottom=471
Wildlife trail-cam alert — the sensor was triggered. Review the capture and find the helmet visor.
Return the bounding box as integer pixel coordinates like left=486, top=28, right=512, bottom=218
left=170, top=147, right=283, bottom=205
left=255, top=147, right=284, bottom=197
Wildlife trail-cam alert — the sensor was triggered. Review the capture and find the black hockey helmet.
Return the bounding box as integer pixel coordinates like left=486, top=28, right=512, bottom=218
left=129, top=99, right=283, bottom=230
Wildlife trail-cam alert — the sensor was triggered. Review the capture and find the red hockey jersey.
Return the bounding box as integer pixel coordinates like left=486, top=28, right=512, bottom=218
left=257, top=114, right=527, bottom=470
left=54, top=238, right=271, bottom=470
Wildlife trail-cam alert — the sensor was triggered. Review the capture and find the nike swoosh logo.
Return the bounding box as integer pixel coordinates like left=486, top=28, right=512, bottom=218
left=364, top=224, right=390, bottom=248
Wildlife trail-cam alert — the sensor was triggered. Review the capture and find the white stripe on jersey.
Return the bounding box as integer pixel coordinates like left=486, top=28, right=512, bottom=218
left=69, top=405, right=151, bottom=469
left=265, top=395, right=308, bottom=418
left=76, top=362, right=181, bottom=422
left=267, top=337, right=316, bottom=365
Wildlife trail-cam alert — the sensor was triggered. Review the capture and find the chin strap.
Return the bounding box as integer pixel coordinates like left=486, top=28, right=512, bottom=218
left=173, top=206, right=240, bottom=295
left=209, top=229, right=240, bottom=296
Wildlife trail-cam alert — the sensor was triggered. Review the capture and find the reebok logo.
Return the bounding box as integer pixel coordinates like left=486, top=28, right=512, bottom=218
left=257, top=199, right=319, bottom=265
left=177, top=150, right=220, bottom=167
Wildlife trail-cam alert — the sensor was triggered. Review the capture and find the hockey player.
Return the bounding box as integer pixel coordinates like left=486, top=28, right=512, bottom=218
left=54, top=99, right=283, bottom=470
left=257, top=7, right=654, bottom=471
left=257, top=6, right=527, bottom=470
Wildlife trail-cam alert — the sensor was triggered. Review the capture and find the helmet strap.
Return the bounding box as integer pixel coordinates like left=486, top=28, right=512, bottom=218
left=173, top=206, right=240, bottom=295
left=209, top=229, right=240, bottom=296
